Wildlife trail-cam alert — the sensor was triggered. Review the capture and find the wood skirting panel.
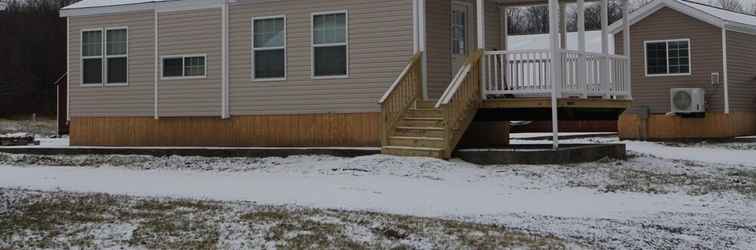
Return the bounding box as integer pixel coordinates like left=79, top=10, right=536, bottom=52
left=70, top=113, right=380, bottom=147
left=619, top=112, right=756, bottom=140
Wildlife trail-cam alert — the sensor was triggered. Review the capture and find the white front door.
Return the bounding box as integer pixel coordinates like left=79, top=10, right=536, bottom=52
left=451, top=1, right=473, bottom=74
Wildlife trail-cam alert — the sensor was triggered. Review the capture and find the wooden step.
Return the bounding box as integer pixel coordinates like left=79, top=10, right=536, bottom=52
left=388, top=136, right=445, bottom=148
left=406, top=108, right=443, bottom=118
left=393, top=126, right=445, bottom=137
left=415, top=101, right=438, bottom=109
left=398, top=117, right=445, bottom=127
left=382, top=146, right=445, bottom=158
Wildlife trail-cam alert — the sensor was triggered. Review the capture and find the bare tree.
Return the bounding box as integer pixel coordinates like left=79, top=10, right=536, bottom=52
left=711, top=0, right=746, bottom=13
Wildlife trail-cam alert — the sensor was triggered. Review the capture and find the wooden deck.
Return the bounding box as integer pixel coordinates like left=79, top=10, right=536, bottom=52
left=481, top=97, right=632, bottom=109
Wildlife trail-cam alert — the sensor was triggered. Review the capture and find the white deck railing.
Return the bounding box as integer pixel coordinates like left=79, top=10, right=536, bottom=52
left=483, top=49, right=630, bottom=99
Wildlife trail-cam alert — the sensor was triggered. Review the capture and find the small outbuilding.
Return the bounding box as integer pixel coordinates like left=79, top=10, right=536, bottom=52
left=610, top=0, right=756, bottom=140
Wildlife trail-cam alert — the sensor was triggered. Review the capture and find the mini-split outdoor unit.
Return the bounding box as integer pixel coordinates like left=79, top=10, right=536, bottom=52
left=670, top=88, right=705, bottom=114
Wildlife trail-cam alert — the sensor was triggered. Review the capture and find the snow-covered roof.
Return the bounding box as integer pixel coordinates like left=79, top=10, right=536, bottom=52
left=62, top=0, right=169, bottom=10
left=60, top=0, right=222, bottom=17
left=609, top=0, right=756, bottom=34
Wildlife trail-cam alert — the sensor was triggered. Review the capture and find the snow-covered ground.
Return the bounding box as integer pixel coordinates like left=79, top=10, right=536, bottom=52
left=1, top=135, right=756, bottom=249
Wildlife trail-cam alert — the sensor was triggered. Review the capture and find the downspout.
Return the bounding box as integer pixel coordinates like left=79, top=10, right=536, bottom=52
left=721, top=26, right=729, bottom=114
left=154, top=9, right=159, bottom=119
left=67, top=18, right=70, bottom=122
left=221, top=1, right=230, bottom=119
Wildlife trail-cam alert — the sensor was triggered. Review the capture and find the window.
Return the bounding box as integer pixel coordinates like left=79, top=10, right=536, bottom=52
left=106, top=28, right=128, bottom=84
left=253, top=16, right=286, bottom=80
left=451, top=8, right=466, bottom=55
left=161, top=55, right=207, bottom=79
left=645, top=39, right=690, bottom=76
left=312, top=11, right=348, bottom=78
left=81, top=28, right=128, bottom=86
left=82, top=29, right=103, bottom=85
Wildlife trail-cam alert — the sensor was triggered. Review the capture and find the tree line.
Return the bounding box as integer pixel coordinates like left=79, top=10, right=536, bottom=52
left=506, top=0, right=755, bottom=35
left=0, top=0, right=77, bottom=117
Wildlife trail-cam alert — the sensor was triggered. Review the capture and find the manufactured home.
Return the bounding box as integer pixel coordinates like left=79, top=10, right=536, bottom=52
left=611, top=0, right=756, bottom=140
left=60, top=0, right=633, bottom=158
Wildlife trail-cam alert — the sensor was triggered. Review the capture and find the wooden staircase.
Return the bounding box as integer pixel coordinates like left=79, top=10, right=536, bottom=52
left=382, top=100, right=447, bottom=158
left=379, top=50, right=483, bottom=159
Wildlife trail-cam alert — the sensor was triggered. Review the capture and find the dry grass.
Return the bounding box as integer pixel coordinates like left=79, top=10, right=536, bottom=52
left=0, top=189, right=574, bottom=249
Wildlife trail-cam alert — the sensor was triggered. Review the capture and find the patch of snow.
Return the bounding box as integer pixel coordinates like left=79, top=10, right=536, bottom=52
left=0, top=133, right=29, bottom=138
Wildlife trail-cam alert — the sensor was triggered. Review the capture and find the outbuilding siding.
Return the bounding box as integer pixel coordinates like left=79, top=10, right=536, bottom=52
left=725, top=30, right=756, bottom=112
left=228, top=0, right=414, bottom=115
left=615, top=7, right=724, bottom=114
left=68, top=11, right=156, bottom=117
left=157, top=8, right=222, bottom=117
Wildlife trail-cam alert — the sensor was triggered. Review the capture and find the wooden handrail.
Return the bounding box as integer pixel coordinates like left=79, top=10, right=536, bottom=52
left=435, top=49, right=484, bottom=158
left=379, top=52, right=424, bottom=146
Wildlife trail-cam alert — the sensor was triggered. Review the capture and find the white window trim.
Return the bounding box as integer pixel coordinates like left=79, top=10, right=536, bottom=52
left=311, top=10, right=349, bottom=80
left=251, top=15, right=287, bottom=81
left=105, top=27, right=129, bottom=86
left=644, top=38, right=692, bottom=77
left=160, top=54, right=208, bottom=80
left=80, top=28, right=104, bottom=87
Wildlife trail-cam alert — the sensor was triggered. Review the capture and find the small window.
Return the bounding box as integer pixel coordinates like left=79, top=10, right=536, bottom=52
left=82, top=30, right=103, bottom=85
left=106, top=28, right=128, bottom=84
left=645, top=39, right=690, bottom=76
left=162, top=55, right=206, bottom=79
left=253, top=16, right=286, bottom=80
left=312, top=11, right=348, bottom=78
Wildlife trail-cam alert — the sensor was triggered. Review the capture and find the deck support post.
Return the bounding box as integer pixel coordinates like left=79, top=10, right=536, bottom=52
left=577, top=0, right=587, bottom=98
left=548, top=0, right=561, bottom=150
left=622, top=0, right=631, bottom=99
left=600, top=0, right=609, bottom=98
left=477, top=0, right=486, bottom=100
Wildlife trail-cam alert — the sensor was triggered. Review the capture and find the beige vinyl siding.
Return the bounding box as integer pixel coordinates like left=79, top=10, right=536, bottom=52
left=426, top=0, right=452, bottom=99
left=426, top=0, right=502, bottom=99
left=725, top=30, right=756, bottom=112
left=68, top=11, right=155, bottom=117
left=157, top=8, right=222, bottom=117
left=228, top=0, right=413, bottom=115
left=615, top=7, right=724, bottom=114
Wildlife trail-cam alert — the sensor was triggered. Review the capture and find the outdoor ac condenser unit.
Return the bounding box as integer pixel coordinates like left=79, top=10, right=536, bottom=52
left=670, top=88, right=705, bottom=114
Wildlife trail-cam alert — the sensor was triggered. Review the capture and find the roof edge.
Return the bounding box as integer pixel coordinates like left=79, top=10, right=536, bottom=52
left=60, top=0, right=223, bottom=17
left=608, top=0, right=725, bottom=34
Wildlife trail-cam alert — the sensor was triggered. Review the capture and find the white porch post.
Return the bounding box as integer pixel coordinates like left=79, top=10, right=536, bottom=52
left=559, top=2, right=567, bottom=49
left=549, top=0, right=561, bottom=150
left=577, top=0, right=586, bottom=98
left=477, top=0, right=485, bottom=49
left=600, top=0, right=609, bottom=98
left=477, top=0, right=486, bottom=100
left=623, top=0, right=631, bottom=99
left=418, top=0, right=428, bottom=99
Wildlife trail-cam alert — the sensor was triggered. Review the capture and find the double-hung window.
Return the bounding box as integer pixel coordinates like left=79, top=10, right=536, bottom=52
left=82, top=29, right=104, bottom=85
left=252, top=16, right=286, bottom=80
left=81, top=28, right=128, bottom=85
left=645, top=39, right=690, bottom=76
left=106, top=28, right=128, bottom=85
left=161, top=55, right=207, bottom=79
left=312, top=11, right=348, bottom=78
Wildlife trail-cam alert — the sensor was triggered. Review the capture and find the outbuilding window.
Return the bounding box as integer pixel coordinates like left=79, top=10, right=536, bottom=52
left=161, top=55, right=207, bottom=79
left=106, top=28, right=128, bottom=85
left=81, top=29, right=103, bottom=85
left=252, top=16, right=286, bottom=80
left=645, top=39, right=690, bottom=76
left=82, top=28, right=128, bottom=86
left=312, top=11, right=348, bottom=78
